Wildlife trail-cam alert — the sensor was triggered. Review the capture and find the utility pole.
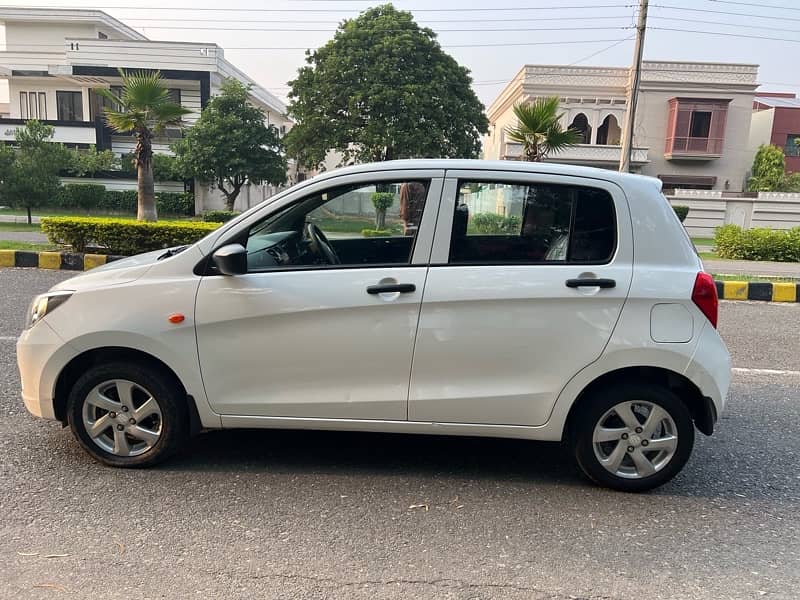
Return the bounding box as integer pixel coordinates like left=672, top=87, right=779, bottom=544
left=619, top=0, right=648, bottom=172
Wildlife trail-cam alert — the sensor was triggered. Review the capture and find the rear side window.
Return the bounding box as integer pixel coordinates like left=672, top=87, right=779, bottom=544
left=448, top=180, right=616, bottom=264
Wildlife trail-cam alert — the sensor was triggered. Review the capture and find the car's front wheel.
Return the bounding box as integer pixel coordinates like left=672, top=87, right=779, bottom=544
left=67, top=362, right=188, bottom=468
left=572, top=383, right=695, bottom=492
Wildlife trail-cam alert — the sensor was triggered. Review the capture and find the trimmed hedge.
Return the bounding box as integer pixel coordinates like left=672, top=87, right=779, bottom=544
left=52, top=184, right=195, bottom=216
left=673, top=205, right=689, bottom=222
left=361, top=229, right=393, bottom=237
left=715, top=224, right=800, bottom=262
left=203, top=210, right=240, bottom=223
left=41, top=216, right=221, bottom=255
left=469, top=213, right=521, bottom=234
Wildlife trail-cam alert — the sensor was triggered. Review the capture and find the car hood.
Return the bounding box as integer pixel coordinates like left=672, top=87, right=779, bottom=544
left=49, top=248, right=173, bottom=292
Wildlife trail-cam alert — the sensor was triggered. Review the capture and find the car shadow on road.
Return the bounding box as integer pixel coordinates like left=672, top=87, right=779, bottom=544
left=163, top=428, right=587, bottom=487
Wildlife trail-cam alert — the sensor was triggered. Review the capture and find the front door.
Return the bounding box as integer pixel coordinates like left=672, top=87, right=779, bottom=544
left=195, top=174, right=442, bottom=420
left=409, top=171, right=633, bottom=426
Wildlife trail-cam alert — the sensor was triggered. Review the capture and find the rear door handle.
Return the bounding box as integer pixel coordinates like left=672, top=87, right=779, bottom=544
left=566, top=278, right=616, bottom=289
left=367, top=283, right=416, bottom=294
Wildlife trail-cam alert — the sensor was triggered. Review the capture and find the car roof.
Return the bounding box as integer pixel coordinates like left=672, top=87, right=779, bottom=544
left=311, top=159, right=663, bottom=191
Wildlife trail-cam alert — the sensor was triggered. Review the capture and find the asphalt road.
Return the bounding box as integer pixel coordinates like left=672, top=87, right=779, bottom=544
left=0, top=268, right=798, bottom=600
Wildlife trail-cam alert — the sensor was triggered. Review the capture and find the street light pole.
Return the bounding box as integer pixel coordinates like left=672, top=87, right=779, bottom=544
left=619, top=0, right=648, bottom=173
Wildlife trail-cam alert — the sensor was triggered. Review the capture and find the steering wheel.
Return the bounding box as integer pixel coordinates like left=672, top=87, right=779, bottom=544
left=305, top=222, right=340, bottom=265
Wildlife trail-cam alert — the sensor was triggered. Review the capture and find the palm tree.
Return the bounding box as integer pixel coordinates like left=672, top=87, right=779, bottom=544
left=96, top=70, right=189, bottom=221
left=504, top=97, right=580, bottom=162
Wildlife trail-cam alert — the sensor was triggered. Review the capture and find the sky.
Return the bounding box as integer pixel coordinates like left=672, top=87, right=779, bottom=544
left=6, top=0, right=800, bottom=107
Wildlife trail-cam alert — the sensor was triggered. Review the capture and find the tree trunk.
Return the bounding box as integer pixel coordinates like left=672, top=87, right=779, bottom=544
left=376, top=208, right=386, bottom=230
left=137, top=160, right=157, bottom=222
left=219, top=181, right=242, bottom=212
left=26, top=205, right=32, bottom=225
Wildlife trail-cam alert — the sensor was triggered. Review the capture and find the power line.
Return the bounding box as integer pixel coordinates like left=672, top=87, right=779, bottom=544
left=119, top=15, right=636, bottom=24
left=5, top=3, right=635, bottom=11
left=707, top=0, right=800, bottom=11
left=651, top=26, right=800, bottom=44
left=651, top=16, right=800, bottom=34
left=131, top=25, right=633, bottom=32
left=653, top=3, right=800, bottom=23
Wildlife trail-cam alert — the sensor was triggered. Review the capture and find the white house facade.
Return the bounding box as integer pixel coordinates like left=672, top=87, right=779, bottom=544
left=0, top=7, right=295, bottom=211
left=484, top=61, right=759, bottom=192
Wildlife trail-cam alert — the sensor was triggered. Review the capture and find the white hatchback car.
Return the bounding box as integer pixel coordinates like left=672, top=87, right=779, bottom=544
left=18, top=160, right=731, bottom=492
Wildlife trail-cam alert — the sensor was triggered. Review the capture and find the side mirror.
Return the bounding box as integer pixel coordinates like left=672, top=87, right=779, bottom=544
left=213, top=244, right=248, bottom=276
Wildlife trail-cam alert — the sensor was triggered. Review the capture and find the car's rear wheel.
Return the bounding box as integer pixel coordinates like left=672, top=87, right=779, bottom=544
left=67, top=362, right=188, bottom=468
left=571, top=383, right=695, bottom=492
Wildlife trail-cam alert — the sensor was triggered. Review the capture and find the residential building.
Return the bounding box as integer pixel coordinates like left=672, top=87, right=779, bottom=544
left=749, top=93, right=800, bottom=174
left=484, top=61, right=759, bottom=192
left=0, top=7, right=295, bottom=211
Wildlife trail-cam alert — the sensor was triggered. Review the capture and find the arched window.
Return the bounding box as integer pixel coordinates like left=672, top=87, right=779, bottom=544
left=597, top=114, right=622, bottom=145
left=569, top=113, right=592, bottom=144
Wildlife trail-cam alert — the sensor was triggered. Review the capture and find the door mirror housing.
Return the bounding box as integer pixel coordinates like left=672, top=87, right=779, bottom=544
left=213, top=244, right=248, bottom=276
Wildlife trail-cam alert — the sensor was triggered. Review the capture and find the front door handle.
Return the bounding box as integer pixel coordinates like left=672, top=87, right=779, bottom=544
left=367, top=283, right=416, bottom=294
left=566, top=278, right=616, bottom=289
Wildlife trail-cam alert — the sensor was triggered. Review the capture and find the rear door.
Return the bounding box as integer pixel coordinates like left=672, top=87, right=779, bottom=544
left=409, top=170, right=633, bottom=426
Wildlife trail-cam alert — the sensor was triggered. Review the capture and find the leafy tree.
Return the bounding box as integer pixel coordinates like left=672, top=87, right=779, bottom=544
left=285, top=4, right=488, bottom=168
left=96, top=70, right=190, bottom=221
left=748, top=144, right=800, bottom=192
left=0, top=120, right=71, bottom=223
left=174, top=79, right=287, bottom=211
left=370, top=192, right=394, bottom=229
left=67, top=145, right=116, bottom=177
left=504, top=97, right=580, bottom=162
left=748, top=144, right=787, bottom=192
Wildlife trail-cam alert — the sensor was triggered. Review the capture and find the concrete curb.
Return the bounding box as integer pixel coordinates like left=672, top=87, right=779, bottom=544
left=716, top=280, right=798, bottom=302
left=0, top=250, right=125, bottom=271
left=1, top=250, right=798, bottom=303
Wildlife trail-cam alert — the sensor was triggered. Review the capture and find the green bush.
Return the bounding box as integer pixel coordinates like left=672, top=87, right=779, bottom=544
left=41, top=216, right=220, bottom=255
left=361, top=229, right=393, bottom=237
left=57, top=184, right=106, bottom=210
left=469, top=212, right=521, bottom=234
left=52, top=184, right=194, bottom=215
left=715, top=224, right=800, bottom=262
left=673, top=205, right=689, bottom=222
left=203, top=210, right=240, bottom=223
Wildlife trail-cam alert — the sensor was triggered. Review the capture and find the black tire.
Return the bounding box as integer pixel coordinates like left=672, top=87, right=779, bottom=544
left=571, top=382, right=695, bottom=493
left=67, top=361, right=189, bottom=468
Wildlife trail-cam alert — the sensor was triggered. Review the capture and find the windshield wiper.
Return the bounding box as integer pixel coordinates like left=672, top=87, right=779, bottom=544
left=157, top=245, right=189, bottom=260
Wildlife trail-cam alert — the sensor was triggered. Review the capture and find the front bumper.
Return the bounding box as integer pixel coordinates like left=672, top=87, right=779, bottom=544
left=17, top=320, right=77, bottom=421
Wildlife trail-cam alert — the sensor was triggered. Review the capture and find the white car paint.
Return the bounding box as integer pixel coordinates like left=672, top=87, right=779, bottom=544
left=17, top=160, right=731, bottom=450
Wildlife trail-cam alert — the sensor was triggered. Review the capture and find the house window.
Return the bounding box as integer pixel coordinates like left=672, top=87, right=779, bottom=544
left=665, top=98, right=730, bottom=157
left=19, top=92, right=47, bottom=120
left=785, top=134, right=800, bottom=157
left=689, top=111, right=712, bottom=138
left=56, top=91, right=83, bottom=121
left=168, top=89, right=181, bottom=105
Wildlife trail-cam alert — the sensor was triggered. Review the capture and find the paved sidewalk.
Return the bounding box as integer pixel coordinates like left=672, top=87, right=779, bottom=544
left=704, top=258, right=800, bottom=278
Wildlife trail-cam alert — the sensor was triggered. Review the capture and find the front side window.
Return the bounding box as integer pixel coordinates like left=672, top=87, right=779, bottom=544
left=449, top=180, right=615, bottom=264
left=56, top=91, right=83, bottom=121
left=244, top=180, right=429, bottom=272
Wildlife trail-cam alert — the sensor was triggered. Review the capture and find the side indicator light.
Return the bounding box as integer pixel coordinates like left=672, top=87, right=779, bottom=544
left=168, top=313, right=185, bottom=324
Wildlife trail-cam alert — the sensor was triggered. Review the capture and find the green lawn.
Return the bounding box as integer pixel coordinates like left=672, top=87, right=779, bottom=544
left=691, top=237, right=715, bottom=247
left=711, top=273, right=798, bottom=283
left=0, top=241, right=59, bottom=251
left=699, top=251, right=719, bottom=260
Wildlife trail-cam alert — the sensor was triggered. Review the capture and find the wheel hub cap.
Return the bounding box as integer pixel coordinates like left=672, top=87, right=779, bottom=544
left=592, top=400, right=678, bottom=480
left=81, top=379, right=163, bottom=458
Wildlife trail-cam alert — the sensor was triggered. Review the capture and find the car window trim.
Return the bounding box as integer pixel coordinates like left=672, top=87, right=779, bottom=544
left=432, top=172, right=621, bottom=267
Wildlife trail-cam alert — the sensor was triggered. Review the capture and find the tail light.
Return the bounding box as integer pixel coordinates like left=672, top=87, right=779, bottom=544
left=692, top=272, right=718, bottom=328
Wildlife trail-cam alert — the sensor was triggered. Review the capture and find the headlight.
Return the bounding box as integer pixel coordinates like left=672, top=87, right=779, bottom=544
left=25, top=291, right=73, bottom=329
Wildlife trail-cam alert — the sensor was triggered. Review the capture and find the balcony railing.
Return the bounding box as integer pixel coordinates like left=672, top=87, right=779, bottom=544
left=665, top=137, right=724, bottom=159
left=504, top=143, right=649, bottom=165
left=0, top=119, right=98, bottom=145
